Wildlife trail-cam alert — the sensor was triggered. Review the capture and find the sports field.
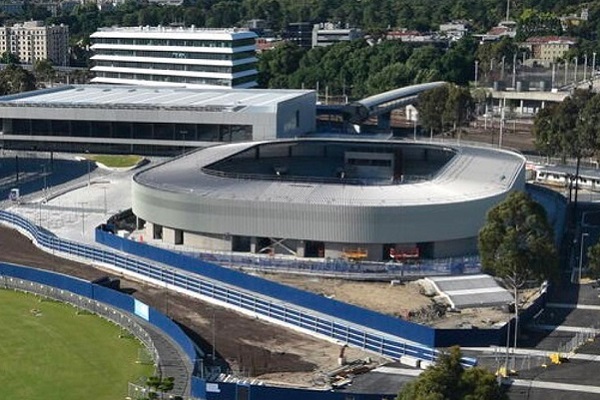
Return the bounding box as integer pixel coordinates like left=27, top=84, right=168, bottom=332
left=0, top=289, right=154, bottom=400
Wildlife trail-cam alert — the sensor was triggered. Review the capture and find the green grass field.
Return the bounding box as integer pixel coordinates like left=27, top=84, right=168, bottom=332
left=86, top=154, right=144, bottom=168
left=0, top=289, right=154, bottom=400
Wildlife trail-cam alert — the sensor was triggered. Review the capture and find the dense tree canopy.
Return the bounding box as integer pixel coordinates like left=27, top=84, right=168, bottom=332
left=0, top=0, right=580, bottom=50
left=397, top=346, right=507, bottom=400
left=258, top=37, right=476, bottom=97
left=587, top=240, right=600, bottom=280
left=417, top=84, right=474, bottom=135
left=478, top=191, right=558, bottom=289
left=533, top=89, right=600, bottom=162
left=0, top=64, right=36, bottom=95
left=516, top=9, right=563, bottom=40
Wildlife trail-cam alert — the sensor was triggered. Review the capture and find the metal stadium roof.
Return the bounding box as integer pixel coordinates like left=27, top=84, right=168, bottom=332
left=0, top=85, right=313, bottom=111
left=135, top=139, right=526, bottom=207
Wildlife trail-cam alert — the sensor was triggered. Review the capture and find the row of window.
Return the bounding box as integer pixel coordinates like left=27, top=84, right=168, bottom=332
left=96, top=71, right=256, bottom=86
left=94, top=60, right=256, bottom=74
left=7, top=119, right=253, bottom=146
left=93, top=37, right=255, bottom=48
left=94, top=49, right=255, bottom=61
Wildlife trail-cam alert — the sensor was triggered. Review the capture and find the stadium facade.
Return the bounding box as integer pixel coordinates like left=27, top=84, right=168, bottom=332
left=0, top=85, right=316, bottom=155
left=90, top=26, right=258, bottom=89
left=132, top=138, right=526, bottom=260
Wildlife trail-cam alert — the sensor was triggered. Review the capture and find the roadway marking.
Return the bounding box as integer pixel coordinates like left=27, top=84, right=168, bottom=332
left=373, top=367, right=422, bottom=376
left=429, top=274, right=488, bottom=282
left=461, top=347, right=600, bottom=362
left=511, top=379, right=600, bottom=394
left=374, top=366, right=600, bottom=394
left=547, top=302, right=600, bottom=311
left=445, top=288, right=509, bottom=296
left=528, top=324, right=600, bottom=334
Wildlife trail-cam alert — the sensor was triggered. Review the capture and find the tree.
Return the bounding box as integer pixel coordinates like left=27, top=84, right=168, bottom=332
left=33, top=59, right=56, bottom=88
left=443, top=85, right=474, bottom=133
left=516, top=9, right=563, bottom=40
left=587, top=240, right=600, bottom=280
left=417, top=84, right=474, bottom=137
left=0, top=51, right=19, bottom=65
left=478, top=191, right=558, bottom=352
left=143, top=375, right=175, bottom=399
left=417, top=85, right=449, bottom=136
left=533, top=90, right=600, bottom=208
left=397, top=346, right=507, bottom=400
left=0, top=64, right=36, bottom=95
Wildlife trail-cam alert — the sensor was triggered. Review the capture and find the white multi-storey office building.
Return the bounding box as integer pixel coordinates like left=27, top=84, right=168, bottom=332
left=0, top=21, right=69, bottom=66
left=90, top=26, right=258, bottom=89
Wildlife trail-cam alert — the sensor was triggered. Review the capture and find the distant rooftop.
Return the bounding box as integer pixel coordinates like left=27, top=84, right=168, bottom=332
left=0, top=85, right=313, bottom=112
left=91, top=26, right=256, bottom=39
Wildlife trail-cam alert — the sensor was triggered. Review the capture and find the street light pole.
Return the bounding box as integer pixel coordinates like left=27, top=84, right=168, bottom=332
left=579, top=232, right=590, bottom=282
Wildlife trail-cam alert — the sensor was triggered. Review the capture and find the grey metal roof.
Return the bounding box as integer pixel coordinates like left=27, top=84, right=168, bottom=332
left=135, top=139, right=526, bottom=207
left=427, top=274, right=513, bottom=309
left=0, top=85, right=313, bottom=112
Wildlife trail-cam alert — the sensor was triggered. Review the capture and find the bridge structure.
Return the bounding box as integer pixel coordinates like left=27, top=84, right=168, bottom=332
left=317, top=81, right=447, bottom=130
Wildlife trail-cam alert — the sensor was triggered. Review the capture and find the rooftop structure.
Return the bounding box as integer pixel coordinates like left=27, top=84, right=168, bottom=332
left=312, top=23, right=362, bottom=48
left=90, top=26, right=258, bottom=89
left=524, top=36, right=576, bottom=63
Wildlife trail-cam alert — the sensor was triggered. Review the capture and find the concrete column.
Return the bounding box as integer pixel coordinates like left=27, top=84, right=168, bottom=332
left=519, top=99, right=524, bottom=114
left=145, top=222, right=154, bottom=240
left=250, top=237, right=258, bottom=253
left=377, top=112, right=391, bottom=130
left=296, top=240, right=305, bottom=258
left=163, top=227, right=176, bottom=244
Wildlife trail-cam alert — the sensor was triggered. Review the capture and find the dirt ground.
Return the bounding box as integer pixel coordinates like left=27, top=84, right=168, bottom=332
left=0, top=226, right=384, bottom=386
left=263, top=273, right=510, bottom=330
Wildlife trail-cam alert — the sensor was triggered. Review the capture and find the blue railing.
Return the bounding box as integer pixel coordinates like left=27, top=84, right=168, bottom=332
left=0, top=261, right=202, bottom=397
left=0, top=210, right=479, bottom=372
left=96, top=228, right=443, bottom=363
left=0, top=210, right=206, bottom=397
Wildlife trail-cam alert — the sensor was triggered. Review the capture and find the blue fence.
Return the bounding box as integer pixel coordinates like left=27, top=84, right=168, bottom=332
left=183, top=250, right=481, bottom=279
left=0, top=261, right=201, bottom=395
left=204, top=381, right=396, bottom=400
left=96, top=228, right=442, bottom=362
left=5, top=209, right=549, bottom=395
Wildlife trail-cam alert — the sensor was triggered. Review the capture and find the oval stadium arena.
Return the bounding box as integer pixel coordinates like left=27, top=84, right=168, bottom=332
left=132, top=138, right=526, bottom=261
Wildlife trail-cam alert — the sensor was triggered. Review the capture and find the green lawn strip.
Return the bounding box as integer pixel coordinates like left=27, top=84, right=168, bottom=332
left=86, top=154, right=143, bottom=168
left=0, top=290, right=153, bottom=400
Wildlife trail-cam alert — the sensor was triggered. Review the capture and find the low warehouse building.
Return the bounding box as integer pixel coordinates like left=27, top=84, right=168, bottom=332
left=0, top=85, right=316, bottom=155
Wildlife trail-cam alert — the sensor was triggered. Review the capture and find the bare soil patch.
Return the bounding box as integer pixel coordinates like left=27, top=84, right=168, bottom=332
left=0, top=226, right=382, bottom=385
left=262, top=273, right=510, bottom=330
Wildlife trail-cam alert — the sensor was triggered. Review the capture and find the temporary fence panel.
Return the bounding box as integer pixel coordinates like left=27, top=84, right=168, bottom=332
left=95, top=229, right=437, bottom=350
left=205, top=381, right=397, bottom=400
